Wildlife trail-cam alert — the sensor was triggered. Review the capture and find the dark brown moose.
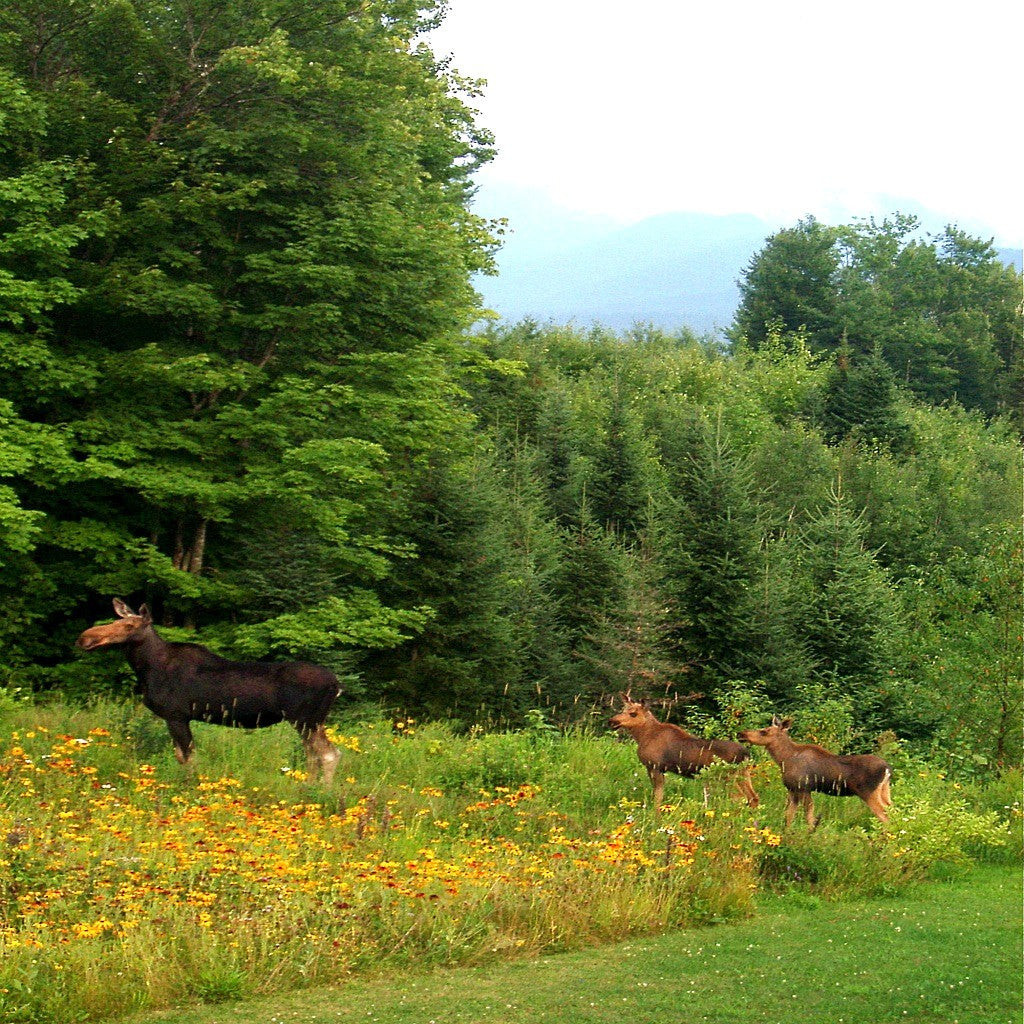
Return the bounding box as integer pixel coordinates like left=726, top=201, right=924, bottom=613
left=739, top=716, right=892, bottom=827
left=77, top=599, right=341, bottom=784
left=609, top=697, right=759, bottom=809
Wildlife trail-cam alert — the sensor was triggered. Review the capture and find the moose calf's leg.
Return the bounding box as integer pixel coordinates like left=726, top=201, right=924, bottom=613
left=863, top=786, right=890, bottom=823
left=800, top=792, right=819, bottom=829
left=648, top=768, right=666, bottom=809
left=879, top=774, right=893, bottom=807
left=736, top=766, right=760, bottom=809
left=784, top=790, right=801, bottom=828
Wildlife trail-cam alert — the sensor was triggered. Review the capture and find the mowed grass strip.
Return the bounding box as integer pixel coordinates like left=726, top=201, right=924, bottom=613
left=134, top=864, right=1021, bottom=1024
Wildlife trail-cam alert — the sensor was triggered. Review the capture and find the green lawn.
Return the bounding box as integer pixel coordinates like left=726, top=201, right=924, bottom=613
left=133, top=864, right=1021, bottom=1024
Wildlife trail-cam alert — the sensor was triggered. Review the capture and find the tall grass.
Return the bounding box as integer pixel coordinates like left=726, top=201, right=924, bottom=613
left=0, top=697, right=1017, bottom=1023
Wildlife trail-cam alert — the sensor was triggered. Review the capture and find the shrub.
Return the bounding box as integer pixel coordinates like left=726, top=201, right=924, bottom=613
left=878, top=795, right=1010, bottom=873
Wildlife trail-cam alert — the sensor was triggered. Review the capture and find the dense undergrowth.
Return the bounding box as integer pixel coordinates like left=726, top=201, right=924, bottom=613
left=0, top=696, right=1018, bottom=1023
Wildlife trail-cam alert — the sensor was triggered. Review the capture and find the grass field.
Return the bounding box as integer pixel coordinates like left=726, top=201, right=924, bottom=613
left=0, top=698, right=1019, bottom=1023
left=131, top=864, right=1021, bottom=1024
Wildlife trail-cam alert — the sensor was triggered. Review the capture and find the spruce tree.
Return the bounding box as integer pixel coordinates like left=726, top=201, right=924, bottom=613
left=656, top=413, right=768, bottom=691
left=581, top=377, right=654, bottom=537
left=579, top=519, right=688, bottom=704
left=492, top=439, right=574, bottom=719
left=789, top=484, right=907, bottom=733
left=550, top=499, right=629, bottom=704
left=365, top=448, right=520, bottom=723
left=819, top=340, right=910, bottom=449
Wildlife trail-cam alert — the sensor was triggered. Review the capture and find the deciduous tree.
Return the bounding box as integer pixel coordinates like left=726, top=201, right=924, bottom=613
left=0, top=0, right=497, bottom=686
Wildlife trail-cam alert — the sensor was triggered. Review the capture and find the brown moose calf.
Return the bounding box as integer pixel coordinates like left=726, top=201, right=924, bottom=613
left=739, top=716, right=892, bottom=827
left=610, top=698, right=759, bottom=809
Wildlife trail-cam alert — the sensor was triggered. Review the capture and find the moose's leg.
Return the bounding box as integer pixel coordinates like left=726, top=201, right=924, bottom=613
left=784, top=789, right=801, bottom=828
left=300, top=724, right=340, bottom=786
left=648, top=767, right=666, bottom=809
left=165, top=719, right=195, bottom=765
left=735, top=766, right=760, bottom=809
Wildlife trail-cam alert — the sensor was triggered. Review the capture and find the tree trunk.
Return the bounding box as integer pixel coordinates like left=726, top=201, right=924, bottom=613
left=186, top=519, right=207, bottom=575
left=172, top=517, right=208, bottom=575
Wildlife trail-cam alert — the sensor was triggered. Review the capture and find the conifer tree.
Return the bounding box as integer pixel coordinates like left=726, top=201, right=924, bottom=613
left=365, top=449, right=520, bottom=722
left=656, top=413, right=768, bottom=690
left=819, top=339, right=910, bottom=449
left=579, top=519, right=688, bottom=703
left=789, top=484, right=907, bottom=732
left=579, top=377, right=654, bottom=537
left=492, top=439, right=574, bottom=717
left=532, top=383, right=578, bottom=526
left=550, top=499, right=629, bottom=703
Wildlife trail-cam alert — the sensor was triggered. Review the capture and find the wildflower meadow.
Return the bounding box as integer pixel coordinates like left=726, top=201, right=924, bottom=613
left=0, top=696, right=1018, bottom=1024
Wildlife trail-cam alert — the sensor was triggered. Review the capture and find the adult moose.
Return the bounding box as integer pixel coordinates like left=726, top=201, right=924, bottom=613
left=609, top=695, right=759, bottom=809
left=77, top=599, right=341, bottom=784
left=739, top=716, right=892, bottom=827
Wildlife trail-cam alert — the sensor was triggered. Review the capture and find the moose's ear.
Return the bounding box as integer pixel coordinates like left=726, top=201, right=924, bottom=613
left=770, top=714, right=781, bottom=727
left=137, top=603, right=153, bottom=624
left=779, top=717, right=794, bottom=731
left=113, top=598, right=134, bottom=618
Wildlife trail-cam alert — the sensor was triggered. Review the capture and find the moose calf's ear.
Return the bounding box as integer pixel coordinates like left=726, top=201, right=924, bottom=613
left=113, top=598, right=133, bottom=618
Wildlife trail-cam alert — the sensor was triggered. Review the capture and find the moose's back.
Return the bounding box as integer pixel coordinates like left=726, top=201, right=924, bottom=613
left=146, top=646, right=338, bottom=728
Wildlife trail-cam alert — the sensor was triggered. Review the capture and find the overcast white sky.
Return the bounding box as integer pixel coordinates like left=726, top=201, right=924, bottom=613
left=428, top=0, right=1022, bottom=246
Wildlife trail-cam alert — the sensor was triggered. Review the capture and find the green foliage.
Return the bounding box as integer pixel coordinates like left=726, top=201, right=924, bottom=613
left=896, top=524, right=1023, bottom=772
left=818, top=341, right=910, bottom=449
left=783, top=486, right=908, bottom=733
left=454, top=320, right=1018, bottom=751
left=361, top=448, right=531, bottom=719
left=881, top=793, right=1010, bottom=871
left=548, top=505, right=631, bottom=704
left=753, top=774, right=1012, bottom=899
left=0, top=0, right=498, bottom=683
left=732, top=216, right=840, bottom=351
left=734, top=213, right=1022, bottom=418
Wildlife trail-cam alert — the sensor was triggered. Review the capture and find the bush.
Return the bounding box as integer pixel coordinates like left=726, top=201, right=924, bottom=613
left=877, top=789, right=1011, bottom=874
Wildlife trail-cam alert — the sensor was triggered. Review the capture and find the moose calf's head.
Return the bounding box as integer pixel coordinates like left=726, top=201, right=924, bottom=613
left=77, top=599, right=153, bottom=651
left=609, top=696, right=655, bottom=733
left=738, top=716, right=792, bottom=746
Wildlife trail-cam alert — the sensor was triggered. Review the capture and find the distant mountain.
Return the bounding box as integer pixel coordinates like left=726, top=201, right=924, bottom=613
left=470, top=186, right=1022, bottom=335
left=474, top=205, right=773, bottom=334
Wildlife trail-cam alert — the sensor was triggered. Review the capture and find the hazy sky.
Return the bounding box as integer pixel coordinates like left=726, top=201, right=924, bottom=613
left=428, top=0, right=1022, bottom=246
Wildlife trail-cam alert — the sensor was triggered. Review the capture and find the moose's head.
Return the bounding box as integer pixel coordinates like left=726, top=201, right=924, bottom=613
left=77, top=599, right=153, bottom=651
